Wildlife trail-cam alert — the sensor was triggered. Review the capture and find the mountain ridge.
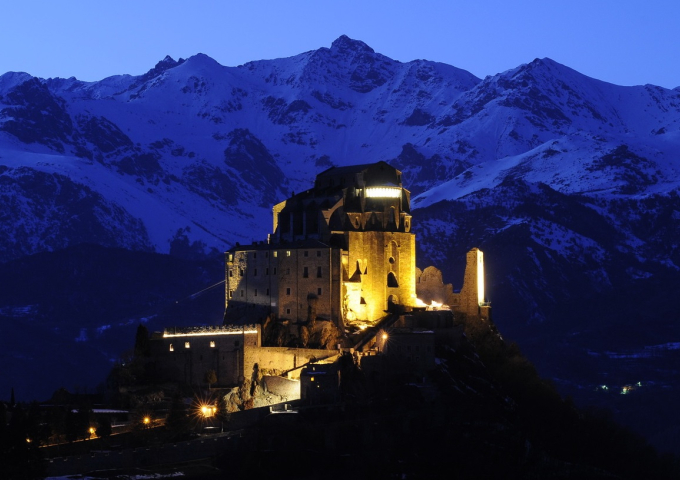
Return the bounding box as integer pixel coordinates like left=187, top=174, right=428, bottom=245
left=2, top=36, right=680, bottom=453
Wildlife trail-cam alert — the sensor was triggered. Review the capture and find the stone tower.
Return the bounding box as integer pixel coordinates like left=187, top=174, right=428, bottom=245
left=457, top=248, right=490, bottom=320
left=224, top=162, right=417, bottom=330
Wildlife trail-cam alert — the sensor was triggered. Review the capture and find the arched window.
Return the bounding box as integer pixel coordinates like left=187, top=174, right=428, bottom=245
left=387, top=272, right=399, bottom=288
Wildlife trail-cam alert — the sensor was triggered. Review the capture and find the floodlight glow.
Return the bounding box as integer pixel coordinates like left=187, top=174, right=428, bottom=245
left=477, top=250, right=485, bottom=306
left=365, top=187, right=401, bottom=198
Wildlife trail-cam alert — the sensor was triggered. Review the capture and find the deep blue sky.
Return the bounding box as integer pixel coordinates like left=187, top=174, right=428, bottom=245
left=2, top=0, right=678, bottom=89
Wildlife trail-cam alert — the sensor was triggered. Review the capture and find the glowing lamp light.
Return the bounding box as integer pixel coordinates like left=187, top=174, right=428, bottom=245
left=382, top=333, right=388, bottom=340
left=200, top=404, right=217, bottom=418
left=143, top=416, right=151, bottom=425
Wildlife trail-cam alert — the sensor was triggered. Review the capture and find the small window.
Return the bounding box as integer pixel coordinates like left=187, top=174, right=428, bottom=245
left=286, top=250, right=291, bottom=257
left=241, top=290, right=244, bottom=297
left=235, top=340, right=240, bottom=347
left=304, top=251, right=308, bottom=257
left=303, top=267, right=309, bottom=278
left=229, top=290, right=233, bottom=298
left=265, top=251, right=269, bottom=258
left=317, top=288, right=322, bottom=295
left=273, top=267, right=277, bottom=275
left=273, top=251, right=278, bottom=258
left=239, top=269, right=244, bottom=277
left=266, top=288, right=269, bottom=296
left=317, top=266, right=322, bottom=278
left=254, top=289, right=258, bottom=297
left=317, top=250, right=321, bottom=257
left=254, top=268, right=257, bottom=276
left=286, top=268, right=290, bottom=275
left=266, top=268, right=269, bottom=275
left=286, top=288, right=291, bottom=295
left=286, top=308, right=291, bottom=314
left=185, top=342, right=190, bottom=349
left=253, top=252, right=257, bottom=259
left=169, top=344, right=174, bottom=352
left=210, top=341, right=215, bottom=348
left=229, top=270, right=233, bottom=277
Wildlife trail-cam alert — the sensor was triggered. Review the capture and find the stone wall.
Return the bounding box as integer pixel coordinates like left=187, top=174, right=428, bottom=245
left=262, top=375, right=300, bottom=399
left=243, top=346, right=339, bottom=381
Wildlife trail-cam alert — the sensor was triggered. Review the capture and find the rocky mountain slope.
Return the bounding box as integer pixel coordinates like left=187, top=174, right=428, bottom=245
left=2, top=35, right=680, bottom=452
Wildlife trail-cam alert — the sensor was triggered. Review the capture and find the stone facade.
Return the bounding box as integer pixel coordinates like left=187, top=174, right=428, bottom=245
left=225, top=162, right=417, bottom=332
left=416, top=248, right=491, bottom=321
left=150, top=325, right=260, bottom=386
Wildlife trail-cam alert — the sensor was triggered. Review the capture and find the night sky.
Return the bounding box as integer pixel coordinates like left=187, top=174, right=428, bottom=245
left=1, top=0, right=678, bottom=88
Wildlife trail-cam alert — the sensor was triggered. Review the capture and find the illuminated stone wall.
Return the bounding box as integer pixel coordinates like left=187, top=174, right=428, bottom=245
left=225, top=245, right=343, bottom=324
left=243, top=346, right=339, bottom=381
left=342, top=230, right=416, bottom=323
left=448, top=248, right=490, bottom=320
left=225, top=161, right=419, bottom=338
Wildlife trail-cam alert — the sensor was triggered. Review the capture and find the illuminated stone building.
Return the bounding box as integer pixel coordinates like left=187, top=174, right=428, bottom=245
left=150, top=161, right=490, bottom=390
left=224, top=161, right=417, bottom=331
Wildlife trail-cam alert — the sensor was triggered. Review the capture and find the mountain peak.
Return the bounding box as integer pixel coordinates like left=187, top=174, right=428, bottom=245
left=330, top=35, right=375, bottom=55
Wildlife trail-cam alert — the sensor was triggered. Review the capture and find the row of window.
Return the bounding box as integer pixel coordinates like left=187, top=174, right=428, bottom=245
left=230, top=266, right=323, bottom=278
left=169, top=340, right=240, bottom=351
left=235, top=250, right=324, bottom=260
left=229, top=287, right=323, bottom=298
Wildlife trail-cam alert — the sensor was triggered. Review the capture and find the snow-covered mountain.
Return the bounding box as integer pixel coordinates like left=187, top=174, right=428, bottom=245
left=2, top=35, right=680, bottom=452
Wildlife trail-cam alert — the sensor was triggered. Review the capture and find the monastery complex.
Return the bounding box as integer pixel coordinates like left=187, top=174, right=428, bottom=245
left=150, top=162, right=490, bottom=398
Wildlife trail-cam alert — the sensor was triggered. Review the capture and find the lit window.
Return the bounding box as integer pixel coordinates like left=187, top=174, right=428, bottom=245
left=185, top=342, right=190, bottom=349
left=310, top=376, right=315, bottom=382
left=273, top=251, right=278, bottom=258
left=365, top=186, right=401, bottom=198
left=286, top=250, right=291, bottom=257
left=228, top=254, right=233, bottom=262
left=303, top=267, right=309, bottom=278
left=169, top=344, right=174, bottom=352
left=210, top=341, right=215, bottom=348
